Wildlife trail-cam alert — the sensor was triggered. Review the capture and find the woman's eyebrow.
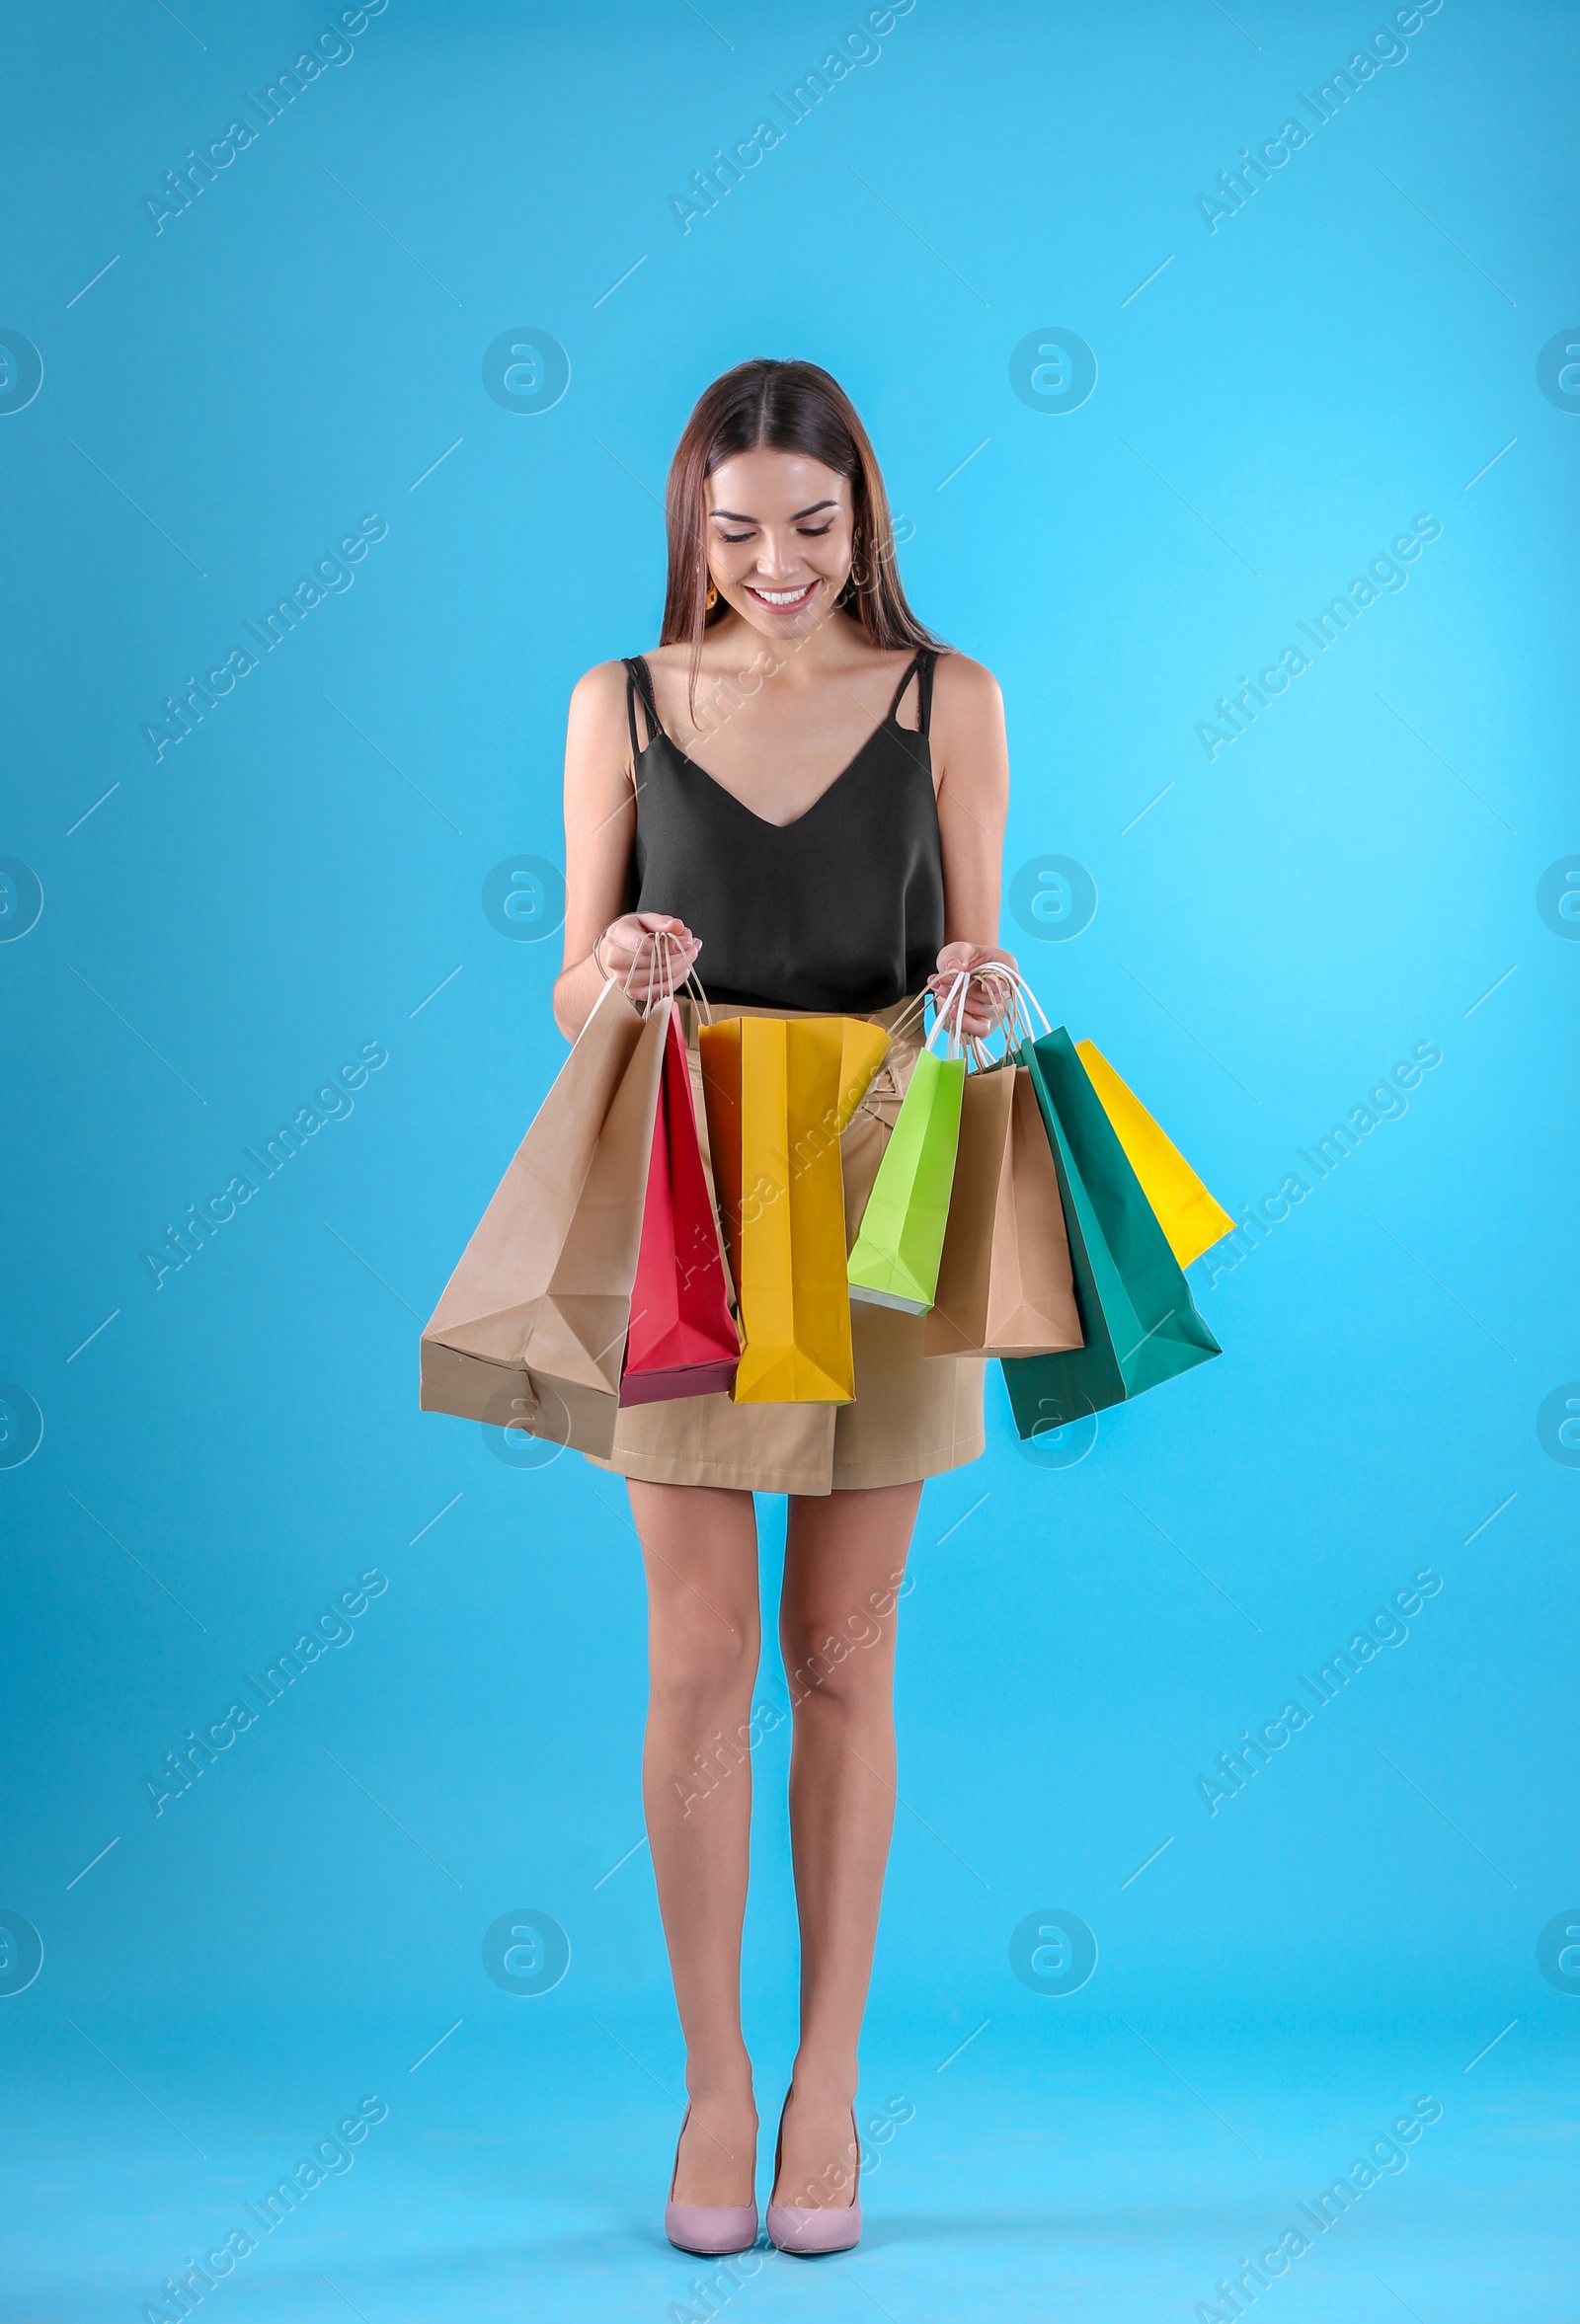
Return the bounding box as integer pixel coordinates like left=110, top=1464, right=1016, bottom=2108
left=707, top=500, right=839, bottom=522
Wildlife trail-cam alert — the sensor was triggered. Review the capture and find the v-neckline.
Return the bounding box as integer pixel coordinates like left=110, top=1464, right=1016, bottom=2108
left=633, top=647, right=931, bottom=833
left=654, top=709, right=918, bottom=834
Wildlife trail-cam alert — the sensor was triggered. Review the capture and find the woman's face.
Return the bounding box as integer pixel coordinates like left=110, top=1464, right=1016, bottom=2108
left=703, top=449, right=854, bottom=641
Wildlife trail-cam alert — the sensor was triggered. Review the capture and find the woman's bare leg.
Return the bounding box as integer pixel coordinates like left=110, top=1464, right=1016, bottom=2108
left=771, top=1479, right=922, bottom=2208
left=627, top=1478, right=761, bottom=2208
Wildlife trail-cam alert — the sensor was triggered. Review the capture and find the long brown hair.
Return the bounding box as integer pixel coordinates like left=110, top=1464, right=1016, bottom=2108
left=661, top=359, right=943, bottom=693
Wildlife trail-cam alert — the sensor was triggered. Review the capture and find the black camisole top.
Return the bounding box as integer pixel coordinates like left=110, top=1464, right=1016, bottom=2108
left=621, top=647, right=946, bottom=1014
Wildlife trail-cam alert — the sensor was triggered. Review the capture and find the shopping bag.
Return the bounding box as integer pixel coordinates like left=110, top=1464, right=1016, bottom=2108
left=699, top=1012, right=890, bottom=1404
left=847, top=982, right=968, bottom=1314
left=1075, top=1040, right=1234, bottom=1269
left=620, top=1008, right=740, bottom=1405
left=1001, top=1018, right=1221, bottom=1435
left=420, top=980, right=669, bottom=1457
left=923, top=1060, right=1083, bottom=1357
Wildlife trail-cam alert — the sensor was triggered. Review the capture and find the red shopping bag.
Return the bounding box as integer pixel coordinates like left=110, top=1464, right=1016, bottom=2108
left=619, top=1009, right=741, bottom=1405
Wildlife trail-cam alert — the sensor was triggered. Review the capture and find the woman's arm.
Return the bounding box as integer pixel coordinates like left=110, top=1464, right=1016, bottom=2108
left=926, top=652, right=1017, bottom=1040
left=554, top=661, right=700, bottom=1042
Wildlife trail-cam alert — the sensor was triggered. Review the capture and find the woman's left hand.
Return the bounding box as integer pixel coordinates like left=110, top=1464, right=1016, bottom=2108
left=928, top=943, right=1020, bottom=1041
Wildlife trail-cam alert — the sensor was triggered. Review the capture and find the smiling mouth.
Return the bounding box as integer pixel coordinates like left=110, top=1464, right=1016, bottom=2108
left=744, top=581, right=820, bottom=609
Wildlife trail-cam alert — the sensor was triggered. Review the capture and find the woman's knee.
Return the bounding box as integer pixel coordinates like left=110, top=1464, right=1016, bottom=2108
left=781, top=1604, right=893, bottom=1710
left=649, top=1605, right=760, bottom=1721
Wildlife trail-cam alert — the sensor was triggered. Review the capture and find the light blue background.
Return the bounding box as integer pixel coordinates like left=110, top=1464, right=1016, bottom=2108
left=2, top=1, right=1575, bottom=2316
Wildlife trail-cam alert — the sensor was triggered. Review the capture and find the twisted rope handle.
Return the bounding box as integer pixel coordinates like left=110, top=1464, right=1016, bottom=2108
left=957, top=957, right=1017, bottom=1064
left=891, top=957, right=1012, bottom=1052
left=682, top=963, right=713, bottom=1026
left=969, top=960, right=1051, bottom=1049
left=623, top=925, right=674, bottom=1018
left=963, top=962, right=1025, bottom=1057
left=619, top=927, right=657, bottom=1012
left=923, top=969, right=972, bottom=1062
left=614, top=924, right=713, bottom=1023
left=884, top=987, right=931, bottom=1046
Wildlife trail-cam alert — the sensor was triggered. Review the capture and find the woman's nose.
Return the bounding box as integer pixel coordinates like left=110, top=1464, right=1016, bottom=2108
left=753, top=531, right=803, bottom=578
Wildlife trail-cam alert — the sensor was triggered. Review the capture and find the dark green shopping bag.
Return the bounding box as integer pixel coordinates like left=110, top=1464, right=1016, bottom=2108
left=1001, top=1027, right=1221, bottom=1436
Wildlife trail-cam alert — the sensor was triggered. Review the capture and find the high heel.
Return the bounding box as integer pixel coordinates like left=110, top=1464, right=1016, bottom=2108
left=664, top=2106, right=759, bottom=2257
left=765, top=2095, right=862, bottom=2256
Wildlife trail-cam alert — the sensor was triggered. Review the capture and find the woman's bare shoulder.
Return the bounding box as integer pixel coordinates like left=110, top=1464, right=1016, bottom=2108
left=565, top=658, right=639, bottom=766
left=930, top=651, right=1007, bottom=801
left=563, top=661, right=639, bottom=810
left=931, top=648, right=1003, bottom=713
left=568, top=658, right=632, bottom=717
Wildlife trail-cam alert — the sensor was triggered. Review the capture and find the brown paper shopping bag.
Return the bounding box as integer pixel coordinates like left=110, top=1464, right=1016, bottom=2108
left=923, top=1061, right=1083, bottom=1358
left=420, top=980, right=670, bottom=1457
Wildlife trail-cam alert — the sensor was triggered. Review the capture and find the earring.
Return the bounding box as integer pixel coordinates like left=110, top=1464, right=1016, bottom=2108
left=705, top=579, right=718, bottom=610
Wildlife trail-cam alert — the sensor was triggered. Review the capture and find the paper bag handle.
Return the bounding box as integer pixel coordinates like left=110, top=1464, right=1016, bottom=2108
left=923, top=970, right=971, bottom=1060
left=885, top=962, right=1009, bottom=1053
left=620, top=926, right=714, bottom=1024
left=883, top=987, right=930, bottom=1046
left=969, top=961, right=1050, bottom=1046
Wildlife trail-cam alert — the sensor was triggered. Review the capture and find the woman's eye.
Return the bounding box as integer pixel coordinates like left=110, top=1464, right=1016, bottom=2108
left=798, top=522, right=834, bottom=537
left=716, top=530, right=752, bottom=543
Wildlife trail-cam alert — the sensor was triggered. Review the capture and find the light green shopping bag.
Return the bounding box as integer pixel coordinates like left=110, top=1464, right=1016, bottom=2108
left=847, top=979, right=968, bottom=1314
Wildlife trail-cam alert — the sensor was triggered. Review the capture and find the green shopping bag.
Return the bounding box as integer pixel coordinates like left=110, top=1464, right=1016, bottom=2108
left=847, top=978, right=968, bottom=1314
left=1001, top=1006, right=1221, bottom=1435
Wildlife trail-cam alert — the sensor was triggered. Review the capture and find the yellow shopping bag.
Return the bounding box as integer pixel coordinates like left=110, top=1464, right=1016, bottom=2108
left=700, top=1014, right=889, bottom=1403
left=1074, top=1040, right=1234, bottom=1269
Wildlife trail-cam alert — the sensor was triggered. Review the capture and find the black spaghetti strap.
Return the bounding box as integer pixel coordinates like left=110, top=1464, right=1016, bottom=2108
left=915, top=647, right=937, bottom=737
left=623, top=656, right=661, bottom=758
left=622, top=638, right=945, bottom=1012
left=886, top=649, right=924, bottom=725
left=889, top=647, right=940, bottom=735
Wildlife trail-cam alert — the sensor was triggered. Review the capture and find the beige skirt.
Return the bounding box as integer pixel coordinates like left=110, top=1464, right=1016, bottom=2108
left=585, top=992, right=987, bottom=1497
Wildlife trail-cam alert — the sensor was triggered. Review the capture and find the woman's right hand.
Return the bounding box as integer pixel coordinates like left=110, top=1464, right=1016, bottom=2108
left=594, top=912, right=701, bottom=1001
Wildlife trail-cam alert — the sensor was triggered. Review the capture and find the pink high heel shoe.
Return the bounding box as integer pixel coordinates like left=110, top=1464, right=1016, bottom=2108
left=664, top=2106, right=758, bottom=2257
left=765, top=2097, right=862, bottom=2256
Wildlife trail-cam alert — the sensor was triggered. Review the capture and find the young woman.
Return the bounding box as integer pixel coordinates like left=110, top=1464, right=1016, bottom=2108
left=554, top=359, right=1014, bottom=2257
